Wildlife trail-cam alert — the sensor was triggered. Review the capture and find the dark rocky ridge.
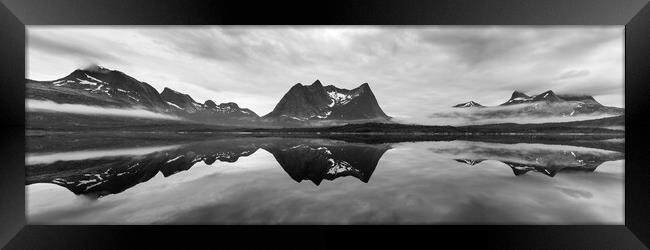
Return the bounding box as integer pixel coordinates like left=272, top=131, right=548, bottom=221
left=263, top=80, right=390, bottom=122
left=160, top=87, right=203, bottom=113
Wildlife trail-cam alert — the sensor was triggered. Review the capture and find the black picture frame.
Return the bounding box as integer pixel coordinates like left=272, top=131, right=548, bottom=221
left=1, top=0, right=649, bottom=248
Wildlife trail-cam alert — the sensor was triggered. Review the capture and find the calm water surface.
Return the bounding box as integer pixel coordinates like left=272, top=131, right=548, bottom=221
left=26, top=137, right=624, bottom=224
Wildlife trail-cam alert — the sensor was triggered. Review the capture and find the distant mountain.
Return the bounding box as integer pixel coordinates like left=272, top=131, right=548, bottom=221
left=263, top=80, right=390, bottom=124
left=502, top=90, right=567, bottom=106
left=160, top=87, right=259, bottom=122
left=453, top=101, right=484, bottom=108
left=26, top=65, right=259, bottom=126
left=501, top=90, right=623, bottom=116
left=447, top=90, right=623, bottom=118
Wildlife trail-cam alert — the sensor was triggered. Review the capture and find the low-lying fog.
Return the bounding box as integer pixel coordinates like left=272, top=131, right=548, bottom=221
left=26, top=99, right=182, bottom=120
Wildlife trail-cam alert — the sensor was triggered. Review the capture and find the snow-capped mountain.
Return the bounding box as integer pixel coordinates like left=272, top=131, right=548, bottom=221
left=499, top=90, right=623, bottom=116
left=501, top=90, right=563, bottom=106
left=26, top=65, right=260, bottom=125
left=160, top=87, right=259, bottom=120
left=446, top=90, right=623, bottom=118
left=453, top=101, right=485, bottom=108
left=263, top=80, right=390, bottom=123
left=27, top=65, right=169, bottom=111
left=27, top=68, right=394, bottom=127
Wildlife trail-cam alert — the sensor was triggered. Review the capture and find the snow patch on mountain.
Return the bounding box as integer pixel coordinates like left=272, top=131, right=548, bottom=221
left=327, top=91, right=357, bottom=107
left=84, top=74, right=105, bottom=83
left=166, top=101, right=182, bottom=110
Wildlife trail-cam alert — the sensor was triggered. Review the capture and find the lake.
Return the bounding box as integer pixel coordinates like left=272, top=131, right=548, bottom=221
left=25, top=136, right=624, bottom=224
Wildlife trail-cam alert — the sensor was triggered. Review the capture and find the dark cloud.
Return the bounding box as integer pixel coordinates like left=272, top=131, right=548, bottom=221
left=417, top=27, right=620, bottom=68
left=418, top=28, right=528, bottom=67
left=28, top=33, right=121, bottom=63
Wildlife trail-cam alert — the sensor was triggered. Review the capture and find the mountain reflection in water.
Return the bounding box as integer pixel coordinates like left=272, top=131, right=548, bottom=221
left=434, top=142, right=624, bottom=177
left=27, top=138, right=391, bottom=197
left=25, top=137, right=624, bottom=224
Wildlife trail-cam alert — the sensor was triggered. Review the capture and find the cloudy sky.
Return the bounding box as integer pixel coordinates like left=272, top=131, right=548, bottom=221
left=27, top=26, right=623, bottom=124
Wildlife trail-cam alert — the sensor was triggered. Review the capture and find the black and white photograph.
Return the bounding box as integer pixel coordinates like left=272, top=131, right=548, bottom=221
left=25, top=26, right=625, bottom=224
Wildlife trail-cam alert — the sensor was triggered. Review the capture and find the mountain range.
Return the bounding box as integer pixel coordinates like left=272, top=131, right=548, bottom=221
left=27, top=136, right=623, bottom=197
left=27, top=138, right=390, bottom=196
left=27, top=65, right=624, bottom=127
left=452, top=90, right=623, bottom=118
left=27, top=66, right=389, bottom=127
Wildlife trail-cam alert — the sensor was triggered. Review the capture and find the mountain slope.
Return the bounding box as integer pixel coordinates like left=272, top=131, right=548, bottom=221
left=263, top=80, right=390, bottom=123
left=444, top=90, right=624, bottom=119
left=160, top=87, right=260, bottom=123
left=46, top=65, right=169, bottom=111
left=453, top=101, right=484, bottom=108
left=501, top=90, right=564, bottom=106
left=27, top=67, right=169, bottom=112
left=26, top=66, right=260, bottom=126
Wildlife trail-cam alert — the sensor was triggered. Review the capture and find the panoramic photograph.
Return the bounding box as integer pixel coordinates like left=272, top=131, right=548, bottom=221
left=25, top=26, right=624, bottom=224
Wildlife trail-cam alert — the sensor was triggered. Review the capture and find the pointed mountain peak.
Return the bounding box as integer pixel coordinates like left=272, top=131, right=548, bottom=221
left=453, top=101, right=485, bottom=108
left=541, top=90, right=556, bottom=95
left=306, top=80, right=324, bottom=90
left=511, top=90, right=530, bottom=99
left=264, top=80, right=389, bottom=121
left=533, top=90, right=561, bottom=102
left=161, top=87, right=178, bottom=95
left=501, top=90, right=534, bottom=105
